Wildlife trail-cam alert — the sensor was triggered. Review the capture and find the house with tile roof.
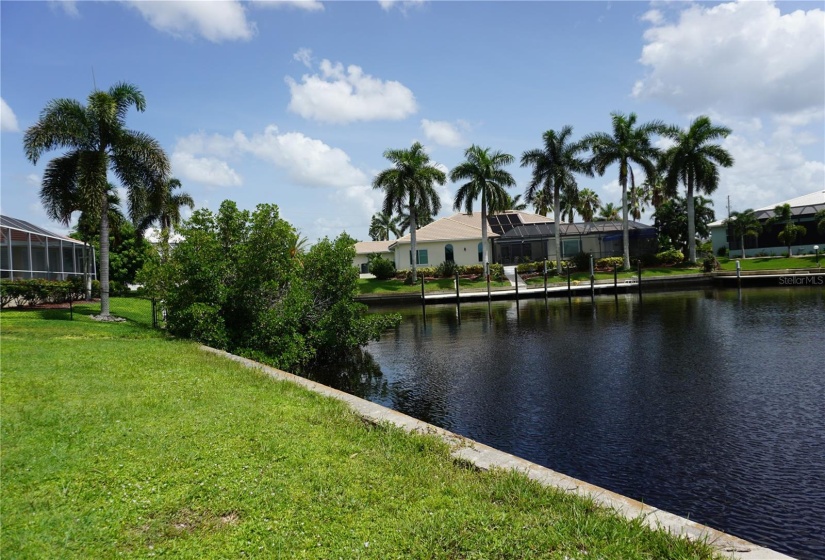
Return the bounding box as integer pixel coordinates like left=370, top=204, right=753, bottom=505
left=353, top=240, right=394, bottom=274
left=709, top=190, right=825, bottom=257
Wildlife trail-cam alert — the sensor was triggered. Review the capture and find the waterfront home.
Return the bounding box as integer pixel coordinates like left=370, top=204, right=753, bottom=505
left=0, top=215, right=94, bottom=280
left=709, top=189, right=825, bottom=257
left=353, top=240, right=394, bottom=274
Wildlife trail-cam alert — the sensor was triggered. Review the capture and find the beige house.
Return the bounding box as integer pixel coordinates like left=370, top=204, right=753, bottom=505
left=353, top=240, right=394, bottom=274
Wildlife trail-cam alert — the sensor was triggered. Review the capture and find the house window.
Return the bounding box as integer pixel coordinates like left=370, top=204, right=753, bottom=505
left=562, top=239, right=581, bottom=257
left=445, top=244, right=454, bottom=263
left=360, top=263, right=369, bottom=274
left=478, top=242, right=483, bottom=262
left=410, top=249, right=429, bottom=265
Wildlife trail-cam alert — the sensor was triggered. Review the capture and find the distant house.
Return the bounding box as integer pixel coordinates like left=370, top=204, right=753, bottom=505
left=709, top=190, right=825, bottom=257
left=0, top=215, right=95, bottom=280
left=353, top=240, right=394, bottom=274
left=354, top=211, right=659, bottom=271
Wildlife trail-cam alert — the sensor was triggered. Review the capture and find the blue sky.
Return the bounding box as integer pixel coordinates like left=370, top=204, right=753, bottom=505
left=2, top=0, right=823, bottom=243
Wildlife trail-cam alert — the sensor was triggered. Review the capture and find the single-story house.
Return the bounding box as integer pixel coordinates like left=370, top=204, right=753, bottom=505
left=709, top=190, right=825, bottom=257
left=1, top=215, right=95, bottom=280
left=353, top=240, right=394, bottom=274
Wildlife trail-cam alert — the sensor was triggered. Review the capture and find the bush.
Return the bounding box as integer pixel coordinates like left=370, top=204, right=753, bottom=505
left=702, top=255, right=719, bottom=272
left=0, top=278, right=82, bottom=308
left=570, top=252, right=591, bottom=272
left=595, top=257, right=624, bottom=270
left=168, top=302, right=229, bottom=348
left=459, top=264, right=484, bottom=276
left=717, top=246, right=729, bottom=257
left=656, top=249, right=684, bottom=265
left=435, top=260, right=459, bottom=278
left=489, top=263, right=505, bottom=281
left=368, top=256, right=396, bottom=280
left=516, top=262, right=535, bottom=274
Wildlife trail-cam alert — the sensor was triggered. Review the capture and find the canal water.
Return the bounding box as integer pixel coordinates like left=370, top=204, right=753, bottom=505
left=309, top=288, right=824, bottom=559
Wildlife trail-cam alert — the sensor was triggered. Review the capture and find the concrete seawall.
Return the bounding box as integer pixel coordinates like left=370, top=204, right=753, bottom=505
left=201, top=345, right=796, bottom=560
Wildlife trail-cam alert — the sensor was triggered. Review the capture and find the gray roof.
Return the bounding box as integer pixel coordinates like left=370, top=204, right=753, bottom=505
left=0, top=215, right=85, bottom=245
left=709, top=190, right=825, bottom=227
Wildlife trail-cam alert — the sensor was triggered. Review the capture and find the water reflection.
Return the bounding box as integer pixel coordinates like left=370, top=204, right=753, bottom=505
left=315, top=288, right=825, bottom=559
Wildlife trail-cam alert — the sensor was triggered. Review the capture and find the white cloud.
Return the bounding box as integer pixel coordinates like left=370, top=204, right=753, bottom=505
left=50, top=0, right=79, bottom=17
left=174, top=126, right=366, bottom=190
left=126, top=1, right=256, bottom=42
left=1, top=98, right=20, bottom=132
left=286, top=59, right=417, bottom=124
left=293, top=47, right=313, bottom=68
left=640, top=9, right=663, bottom=25
left=171, top=151, right=243, bottom=189
left=378, top=0, right=426, bottom=14
left=633, top=1, right=825, bottom=118
left=251, top=0, right=324, bottom=11
left=26, top=174, right=41, bottom=188
left=421, top=119, right=466, bottom=148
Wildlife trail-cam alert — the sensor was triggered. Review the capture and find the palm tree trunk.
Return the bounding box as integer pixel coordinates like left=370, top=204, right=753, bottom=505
left=410, top=206, right=418, bottom=283
left=687, top=176, right=696, bottom=264
left=741, top=234, right=746, bottom=259
left=554, top=186, right=562, bottom=275
left=99, top=192, right=110, bottom=317
left=621, top=163, right=630, bottom=270
left=84, top=241, right=91, bottom=301
left=481, top=194, right=489, bottom=276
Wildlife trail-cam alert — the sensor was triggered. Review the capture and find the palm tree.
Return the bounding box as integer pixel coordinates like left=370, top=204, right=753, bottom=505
left=397, top=206, right=433, bottom=236
left=816, top=209, right=825, bottom=235
left=768, top=203, right=806, bottom=256
left=530, top=189, right=552, bottom=217
left=451, top=145, right=516, bottom=276
left=373, top=142, right=445, bottom=283
left=560, top=188, right=578, bottom=223
left=521, top=126, right=591, bottom=274
left=582, top=112, right=665, bottom=269
left=642, top=175, right=669, bottom=212
left=660, top=115, right=734, bottom=264
left=577, top=188, right=601, bottom=222
left=24, top=82, right=170, bottom=318
left=725, top=209, right=762, bottom=259
left=494, top=193, right=528, bottom=212
left=368, top=212, right=401, bottom=241
left=137, top=177, right=194, bottom=237
left=626, top=184, right=649, bottom=221
left=597, top=202, right=621, bottom=221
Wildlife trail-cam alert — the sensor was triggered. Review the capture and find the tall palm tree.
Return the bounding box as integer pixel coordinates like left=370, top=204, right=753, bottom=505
left=494, top=193, right=528, bottom=212
left=530, top=189, right=552, bottom=217
left=626, top=184, right=649, bottom=221
left=24, top=82, right=170, bottom=317
left=582, top=112, right=665, bottom=269
left=368, top=212, right=401, bottom=241
left=642, top=175, right=669, bottom=212
left=521, top=126, right=591, bottom=274
left=373, top=142, right=445, bottom=283
left=451, top=145, right=516, bottom=276
left=768, top=203, right=806, bottom=256
left=660, top=115, right=734, bottom=264
left=725, top=208, right=762, bottom=259
left=815, top=209, right=825, bottom=235
left=577, top=188, right=601, bottom=222
left=397, top=206, right=433, bottom=236
left=596, top=202, right=621, bottom=221
left=137, top=177, right=194, bottom=237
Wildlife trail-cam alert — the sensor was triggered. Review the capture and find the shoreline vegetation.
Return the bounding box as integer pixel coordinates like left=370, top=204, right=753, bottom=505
left=0, top=298, right=723, bottom=559
left=358, top=255, right=822, bottom=295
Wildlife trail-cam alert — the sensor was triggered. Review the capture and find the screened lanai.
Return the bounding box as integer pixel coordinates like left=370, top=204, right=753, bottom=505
left=0, top=215, right=96, bottom=280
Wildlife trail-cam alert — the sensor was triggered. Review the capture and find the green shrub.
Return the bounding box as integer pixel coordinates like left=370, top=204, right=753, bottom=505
left=570, top=252, right=591, bottom=272
left=717, top=246, right=729, bottom=257
left=368, top=256, right=396, bottom=280
left=595, top=257, right=624, bottom=270
left=168, top=302, right=229, bottom=349
left=0, top=278, right=82, bottom=308
left=489, top=263, right=505, bottom=281
left=516, top=262, right=535, bottom=274
left=459, top=264, right=484, bottom=276
left=702, top=255, right=718, bottom=272
left=656, top=249, right=684, bottom=265
left=435, top=260, right=459, bottom=278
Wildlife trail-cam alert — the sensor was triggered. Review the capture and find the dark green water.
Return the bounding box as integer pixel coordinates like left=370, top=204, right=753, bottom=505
left=310, top=287, right=824, bottom=559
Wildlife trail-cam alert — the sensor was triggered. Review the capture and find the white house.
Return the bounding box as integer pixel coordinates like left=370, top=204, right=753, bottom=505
left=709, top=190, right=825, bottom=257
left=353, top=240, right=394, bottom=274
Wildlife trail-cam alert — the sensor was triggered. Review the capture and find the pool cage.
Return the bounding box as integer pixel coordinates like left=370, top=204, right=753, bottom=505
left=0, top=215, right=96, bottom=281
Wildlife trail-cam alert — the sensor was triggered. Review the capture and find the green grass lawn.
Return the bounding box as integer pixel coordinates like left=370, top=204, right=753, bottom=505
left=717, top=255, right=822, bottom=270
left=359, top=277, right=510, bottom=295
left=1, top=298, right=720, bottom=559
left=524, top=266, right=704, bottom=286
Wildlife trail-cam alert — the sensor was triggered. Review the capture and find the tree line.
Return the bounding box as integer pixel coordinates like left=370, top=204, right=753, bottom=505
left=370, top=113, right=735, bottom=281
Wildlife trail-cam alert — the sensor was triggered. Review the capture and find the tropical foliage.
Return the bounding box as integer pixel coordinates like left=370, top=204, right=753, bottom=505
left=369, top=212, right=402, bottom=241
left=654, top=195, right=715, bottom=254
left=576, top=188, right=601, bottom=222
left=136, top=177, right=194, bottom=236
left=660, top=116, right=733, bottom=263
left=596, top=202, right=620, bottom=221
left=725, top=209, right=762, bottom=259
left=521, top=126, right=590, bottom=273
left=143, top=201, right=399, bottom=371
left=768, top=203, right=807, bottom=256
left=23, top=82, right=170, bottom=317
left=451, top=145, right=516, bottom=275
left=373, top=142, right=445, bottom=283
left=582, top=112, right=665, bottom=269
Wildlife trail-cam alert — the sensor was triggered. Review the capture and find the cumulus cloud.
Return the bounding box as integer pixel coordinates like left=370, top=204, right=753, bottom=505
left=633, top=1, right=825, bottom=119
left=50, top=0, right=79, bottom=17
left=293, top=47, right=313, bottom=68
left=172, top=152, right=243, bottom=189
left=378, top=0, right=426, bottom=14
left=174, top=126, right=366, bottom=190
left=286, top=59, right=417, bottom=124
left=421, top=119, right=466, bottom=148
left=126, top=0, right=256, bottom=42
left=1, top=98, right=20, bottom=132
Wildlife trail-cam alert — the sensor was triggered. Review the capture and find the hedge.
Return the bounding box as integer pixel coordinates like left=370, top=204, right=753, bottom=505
left=0, top=278, right=90, bottom=308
